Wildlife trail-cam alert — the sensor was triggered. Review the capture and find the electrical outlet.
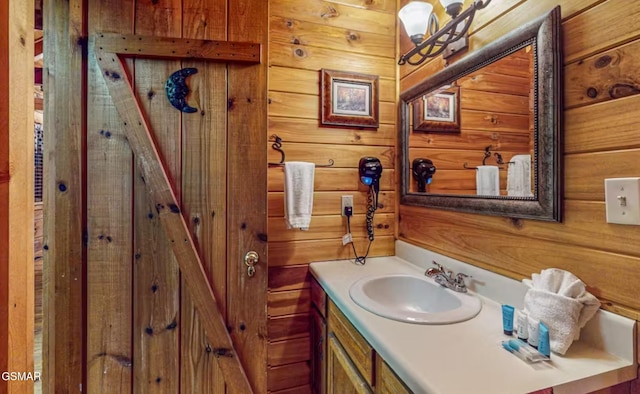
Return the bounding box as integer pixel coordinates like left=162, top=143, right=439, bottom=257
left=341, top=195, right=354, bottom=216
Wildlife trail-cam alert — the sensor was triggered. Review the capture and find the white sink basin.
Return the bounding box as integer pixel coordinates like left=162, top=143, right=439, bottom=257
left=349, top=274, right=482, bottom=324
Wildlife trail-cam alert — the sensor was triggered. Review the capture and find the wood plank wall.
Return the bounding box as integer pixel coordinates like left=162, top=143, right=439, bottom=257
left=408, top=46, right=533, bottom=195
left=267, top=0, right=397, bottom=391
left=398, top=0, right=640, bottom=389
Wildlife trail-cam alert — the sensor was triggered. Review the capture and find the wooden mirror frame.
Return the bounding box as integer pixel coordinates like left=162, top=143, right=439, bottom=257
left=399, top=6, right=562, bottom=221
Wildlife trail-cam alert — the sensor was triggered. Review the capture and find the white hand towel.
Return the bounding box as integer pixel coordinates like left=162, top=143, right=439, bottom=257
left=507, top=154, right=533, bottom=197
left=523, top=268, right=600, bottom=355
left=476, top=165, right=500, bottom=196
left=284, top=162, right=315, bottom=231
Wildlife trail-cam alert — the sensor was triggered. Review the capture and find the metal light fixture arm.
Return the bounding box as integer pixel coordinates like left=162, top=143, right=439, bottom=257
left=398, top=0, right=491, bottom=66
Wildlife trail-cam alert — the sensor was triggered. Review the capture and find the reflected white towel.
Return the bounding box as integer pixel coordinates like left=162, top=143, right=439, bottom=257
left=284, top=162, right=315, bottom=230
left=476, top=165, right=500, bottom=196
left=523, top=268, right=601, bottom=355
left=507, top=154, right=533, bottom=197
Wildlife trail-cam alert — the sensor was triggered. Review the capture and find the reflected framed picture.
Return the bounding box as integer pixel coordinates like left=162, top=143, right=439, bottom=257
left=413, top=86, right=460, bottom=133
left=320, top=69, right=379, bottom=128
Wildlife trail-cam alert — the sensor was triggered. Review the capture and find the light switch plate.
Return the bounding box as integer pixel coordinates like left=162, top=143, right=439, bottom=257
left=604, top=177, right=640, bottom=225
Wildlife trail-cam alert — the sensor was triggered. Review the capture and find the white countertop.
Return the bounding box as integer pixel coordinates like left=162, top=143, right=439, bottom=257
left=309, top=243, right=637, bottom=394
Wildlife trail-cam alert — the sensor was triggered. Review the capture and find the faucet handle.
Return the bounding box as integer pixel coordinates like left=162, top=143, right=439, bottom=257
left=425, top=261, right=445, bottom=277
left=454, top=273, right=471, bottom=289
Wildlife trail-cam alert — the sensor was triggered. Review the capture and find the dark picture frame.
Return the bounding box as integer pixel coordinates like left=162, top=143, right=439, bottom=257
left=320, top=69, right=379, bottom=128
left=413, top=86, right=460, bottom=133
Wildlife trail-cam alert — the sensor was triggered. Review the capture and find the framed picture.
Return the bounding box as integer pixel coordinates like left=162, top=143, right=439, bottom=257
left=320, top=69, right=379, bottom=128
left=413, top=86, right=460, bottom=133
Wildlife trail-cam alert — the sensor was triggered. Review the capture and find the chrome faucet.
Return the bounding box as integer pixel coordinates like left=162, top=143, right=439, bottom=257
left=425, top=261, right=470, bottom=293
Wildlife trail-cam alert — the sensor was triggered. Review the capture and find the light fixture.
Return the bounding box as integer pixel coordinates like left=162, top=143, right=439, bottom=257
left=398, top=0, right=491, bottom=66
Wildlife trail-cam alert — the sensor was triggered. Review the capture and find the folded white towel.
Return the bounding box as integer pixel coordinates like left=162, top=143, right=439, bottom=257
left=284, top=162, right=315, bottom=231
left=523, top=268, right=600, bottom=355
left=476, top=165, right=500, bottom=196
left=507, top=154, right=533, bottom=197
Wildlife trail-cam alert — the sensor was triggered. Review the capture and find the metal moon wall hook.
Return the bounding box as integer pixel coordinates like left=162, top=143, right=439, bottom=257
left=165, top=67, right=198, bottom=113
left=268, top=134, right=334, bottom=167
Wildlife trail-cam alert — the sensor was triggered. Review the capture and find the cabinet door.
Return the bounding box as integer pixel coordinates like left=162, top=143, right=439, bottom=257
left=326, top=334, right=373, bottom=394
left=376, top=356, right=412, bottom=394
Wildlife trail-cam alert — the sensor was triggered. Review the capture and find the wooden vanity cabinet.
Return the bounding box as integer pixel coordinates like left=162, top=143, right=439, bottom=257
left=311, top=278, right=412, bottom=394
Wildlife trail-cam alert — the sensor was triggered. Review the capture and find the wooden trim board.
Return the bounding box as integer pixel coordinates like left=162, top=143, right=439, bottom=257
left=95, top=33, right=261, bottom=63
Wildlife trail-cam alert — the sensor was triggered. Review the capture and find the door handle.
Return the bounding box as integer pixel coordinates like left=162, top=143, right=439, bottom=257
left=244, top=251, right=259, bottom=277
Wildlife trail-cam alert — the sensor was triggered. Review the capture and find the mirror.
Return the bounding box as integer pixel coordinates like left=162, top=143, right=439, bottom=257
left=399, top=6, right=561, bottom=221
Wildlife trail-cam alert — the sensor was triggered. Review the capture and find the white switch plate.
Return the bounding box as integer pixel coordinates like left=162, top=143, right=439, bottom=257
left=604, top=177, right=640, bottom=225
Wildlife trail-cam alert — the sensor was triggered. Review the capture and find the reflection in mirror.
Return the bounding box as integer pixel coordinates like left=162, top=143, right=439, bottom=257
left=399, top=7, right=561, bottom=221
left=409, top=45, right=534, bottom=197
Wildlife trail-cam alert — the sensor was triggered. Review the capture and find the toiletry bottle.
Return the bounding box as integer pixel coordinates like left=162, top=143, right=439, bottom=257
left=527, top=315, right=540, bottom=348
left=538, top=322, right=551, bottom=357
left=502, top=305, right=515, bottom=335
left=516, top=311, right=529, bottom=341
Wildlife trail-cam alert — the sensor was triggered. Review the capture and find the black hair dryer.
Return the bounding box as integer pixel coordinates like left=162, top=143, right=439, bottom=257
left=412, top=158, right=436, bottom=192
left=359, top=157, right=383, bottom=208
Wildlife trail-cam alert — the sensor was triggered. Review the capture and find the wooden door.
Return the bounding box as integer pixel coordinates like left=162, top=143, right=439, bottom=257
left=89, top=42, right=267, bottom=393
left=44, top=0, right=268, bottom=392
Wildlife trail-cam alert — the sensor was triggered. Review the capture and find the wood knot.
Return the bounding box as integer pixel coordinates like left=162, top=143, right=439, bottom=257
left=211, top=348, right=232, bottom=357
left=346, top=32, right=360, bottom=42
left=609, top=83, right=640, bottom=99
left=165, top=319, right=178, bottom=331
left=104, top=70, right=121, bottom=81
left=292, top=37, right=301, bottom=45
left=586, top=87, right=598, bottom=98
left=321, top=6, right=339, bottom=18
left=286, top=20, right=294, bottom=28
left=510, top=218, right=523, bottom=229
left=294, top=48, right=305, bottom=57
left=594, top=55, right=612, bottom=69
